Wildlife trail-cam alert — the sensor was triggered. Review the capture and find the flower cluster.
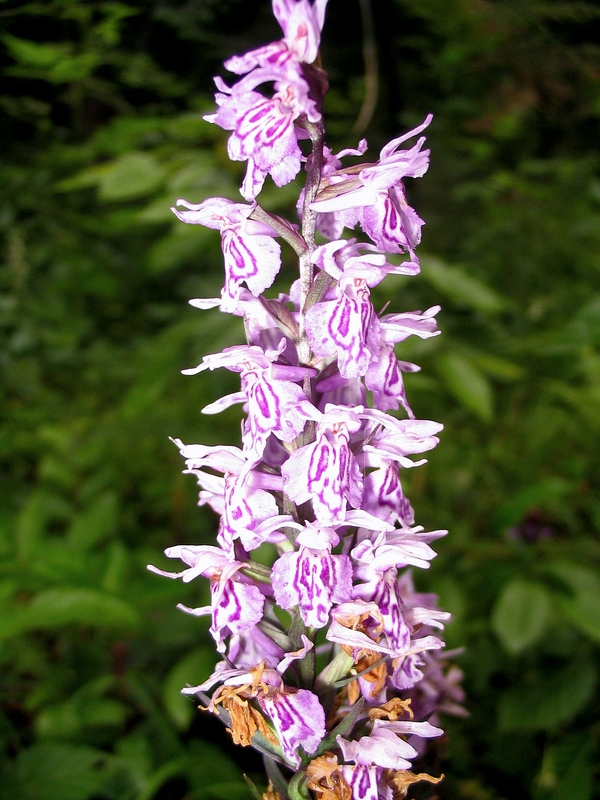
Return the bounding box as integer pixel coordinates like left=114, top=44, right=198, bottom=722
left=150, top=2, right=464, bottom=798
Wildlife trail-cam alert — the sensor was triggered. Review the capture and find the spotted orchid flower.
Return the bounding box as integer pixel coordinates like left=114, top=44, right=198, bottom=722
left=305, top=278, right=380, bottom=379
left=334, top=718, right=443, bottom=800
left=338, top=718, right=443, bottom=772
left=150, top=3, right=461, bottom=794
left=297, top=140, right=367, bottom=239
left=205, top=0, right=329, bottom=200
left=310, top=115, right=433, bottom=255
left=171, top=197, right=282, bottom=311
left=219, top=465, right=291, bottom=553
left=148, top=546, right=265, bottom=653
left=225, top=0, right=329, bottom=75
left=362, top=460, right=415, bottom=525
left=208, top=78, right=310, bottom=202
left=281, top=404, right=363, bottom=523
left=186, top=662, right=327, bottom=768
left=271, top=523, right=353, bottom=627
left=183, top=343, right=318, bottom=462
left=365, top=346, right=418, bottom=416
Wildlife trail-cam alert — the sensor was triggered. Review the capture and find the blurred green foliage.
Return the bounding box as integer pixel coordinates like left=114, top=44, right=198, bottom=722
left=1, top=0, right=599, bottom=798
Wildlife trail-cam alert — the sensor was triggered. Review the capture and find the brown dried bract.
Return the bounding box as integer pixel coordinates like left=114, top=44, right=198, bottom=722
left=307, top=753, right=352, bottom=800
left=262, top=780, right=284, bottom=800
left=347, top=674, right=361, bottom=705
left=368, top=697, right=413, bottom=722
left=384, top=769, right=444, bottom=800
left=212, top=684, right=278, bottom=747
left=337, top=608, right=384, bottom=638
left=354, top=652, right=388, bottom=699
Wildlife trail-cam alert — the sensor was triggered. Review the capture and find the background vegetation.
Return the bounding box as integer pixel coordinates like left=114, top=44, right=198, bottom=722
left=1, top=0, right=599, bottom=798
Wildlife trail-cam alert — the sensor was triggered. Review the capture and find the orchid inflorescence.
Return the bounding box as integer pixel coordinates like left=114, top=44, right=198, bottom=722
left=149, top=2, right=465, bottom=798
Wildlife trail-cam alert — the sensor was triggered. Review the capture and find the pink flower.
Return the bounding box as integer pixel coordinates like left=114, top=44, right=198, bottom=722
left=282, top=404, right=363, bottom=523
left=338, top=718, right=442, bottom=769
left=272, top=536, right=353, bottom=627
left=171, top=197, right=281, bottom=311
left=182, top=343, right=318, bottom=463
left=148, top=546, right=265, bottom=653
left=204, top=1, right=329, bottom=199
left=310, top=115, right=433, bottom=255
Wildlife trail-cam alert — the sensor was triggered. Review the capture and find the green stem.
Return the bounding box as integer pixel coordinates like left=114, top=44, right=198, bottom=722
left=288, top=771, right=311, bottom=800
left=297, top=118, right=325, bottom=365
left=249, top=205, right=308, bottom=258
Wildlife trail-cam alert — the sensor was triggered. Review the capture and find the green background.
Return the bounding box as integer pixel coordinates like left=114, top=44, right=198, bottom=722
left=1, top=0, right=599, bottom=798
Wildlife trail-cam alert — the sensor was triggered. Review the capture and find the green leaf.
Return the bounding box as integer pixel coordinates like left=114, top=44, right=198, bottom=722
left=421, top=255, right=508, bottom=313
left=98, top=152, right=166, bottom=201
left=551, top=295, right=600, bottom=350
left=54, top=162, right=115, bottom=193
left=101, top=540, right=129, bottom=593
left=2, top=34, right=70, bottom=69
left=534, top=731, right=596, bottom=800
left=67, top=491, right=119, bottom=551
left=469, top=353, right=524, bottom=381
left=0, top=742, right=110, bottom=800
left=192, top=782, right=252, bottom=800
left=16, top=489, right=72, bottom=560
left=36, top=697, right=127, bottom=738
left=437, top=352, right=494, bottom=421
left=498, top=660, right=597, bottom=732
left=288, top=771, right=311, bottom=800
left=0, top=588, right=140, bottom=643
left=163, top=647, right=218, bottom=729
left=264, top=757, right=289, bottom=800
left=127, top=756, right=188, bottom=800
left=491, top=477, right=573, bottom=532
left=146, top=227, right=213, bottom=272
left=48, top=52, right=101, bottom=83
left=165, top=112, right=213, bottom=141
left=546, top=562, right=600, bottom=644
left=185, top=741, right=243, bottom=791
left=491, top=579, right=552, bottom=654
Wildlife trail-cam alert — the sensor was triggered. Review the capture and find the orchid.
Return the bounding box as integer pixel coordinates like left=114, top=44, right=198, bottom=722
left=149, top=2, right=462, bottom=798
left=172, top=197, right=282, bottom=311
left=205, top=0, right=329, bottom=200
left=310, top=115, right=433, bottom=257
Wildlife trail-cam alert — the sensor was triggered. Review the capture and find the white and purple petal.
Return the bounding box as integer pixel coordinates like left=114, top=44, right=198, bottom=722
left=260, top=688, right=326, bottom=767
left=272, top=547, right=353, bottom=628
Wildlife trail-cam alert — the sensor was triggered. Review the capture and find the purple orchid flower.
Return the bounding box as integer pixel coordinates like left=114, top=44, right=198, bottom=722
left=310, top=115, right=433, bottom=255
left=365, top=345, right=418, bottom=416
left=226, top=0, right=329, bottom=74
left=338, top=718, right=442, bottom=777
left=188, top=662, right=327, bottom=768
left=261, top=687, right=326, bottom=767
left=208, top=78, right=310, bottom=201
left=271, top=0, right=329, bottom=64
left=351, top=525, right=440, bottom=575
left=172, top=197, right=282, bottom=311
left=182, top=343, right=318, bottom=462
left=281, top=404, right=363, bottom=523
left=148, top=546, right=265, bottom=653
left=362, top=460, right=415, bottom=525
left=220, top=464, right=292, bottom=553
left=272, top=529, right=353, bottom=627
left=204, top=1, right=329, bottom=200
left=151, top=3, right=459, bottom=793
left=306, top=278, right=380, bottom=379
left=305, top=241, right=384, bottom=379
left=297, top=141, right=367, bottom=239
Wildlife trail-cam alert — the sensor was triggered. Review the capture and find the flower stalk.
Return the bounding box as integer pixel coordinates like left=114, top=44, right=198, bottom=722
left=149, top=2, right=465, bottom=798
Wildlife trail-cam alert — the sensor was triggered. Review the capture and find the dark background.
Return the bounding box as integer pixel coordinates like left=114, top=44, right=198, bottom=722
left=1, top=1, right=600, bottom=798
